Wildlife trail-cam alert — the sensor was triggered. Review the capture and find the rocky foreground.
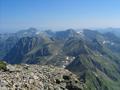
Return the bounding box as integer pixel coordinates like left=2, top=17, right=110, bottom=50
left=0, top=64, right=84, bottom=90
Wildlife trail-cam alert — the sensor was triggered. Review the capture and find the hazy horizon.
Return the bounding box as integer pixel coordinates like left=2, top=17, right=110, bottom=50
left=0, top=0, right=120, bottom=32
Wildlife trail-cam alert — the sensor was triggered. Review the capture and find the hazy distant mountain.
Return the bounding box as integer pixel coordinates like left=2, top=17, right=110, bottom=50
left=0, top=28, right=39, bottom=59
left=97, top=28, right=120, bottom=38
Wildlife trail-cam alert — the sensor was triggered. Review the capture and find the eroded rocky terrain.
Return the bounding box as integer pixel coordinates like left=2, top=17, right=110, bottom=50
left=0, top=64, right=84, bottom=90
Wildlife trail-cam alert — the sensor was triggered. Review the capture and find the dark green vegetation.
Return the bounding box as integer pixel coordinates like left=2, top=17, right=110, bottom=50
left=0, top=61, right=6, bottom=70
left=1, top=28, right=120, bottom=90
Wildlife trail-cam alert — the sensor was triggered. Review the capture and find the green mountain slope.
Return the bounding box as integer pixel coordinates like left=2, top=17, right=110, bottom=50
left=3, top=29, right=120, bottom=90
left=66, top=30, right=120, bottom=90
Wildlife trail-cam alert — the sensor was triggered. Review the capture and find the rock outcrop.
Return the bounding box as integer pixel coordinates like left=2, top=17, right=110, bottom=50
left=0, top=64, right=84, bottom=90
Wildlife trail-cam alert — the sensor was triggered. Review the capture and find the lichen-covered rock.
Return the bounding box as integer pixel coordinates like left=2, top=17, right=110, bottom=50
left=0, top=64, right=84, bottom=90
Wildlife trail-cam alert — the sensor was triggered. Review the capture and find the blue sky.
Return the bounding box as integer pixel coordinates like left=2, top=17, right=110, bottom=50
left=0, top=0, right=120, bottom=32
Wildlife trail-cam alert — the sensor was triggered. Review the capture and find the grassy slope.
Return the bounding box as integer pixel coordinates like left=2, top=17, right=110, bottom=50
left=66, top=40, right=120, bottom=90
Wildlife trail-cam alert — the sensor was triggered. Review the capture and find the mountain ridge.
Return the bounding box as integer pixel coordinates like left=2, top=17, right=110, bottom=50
left=1, top=28, right=120, bottom=90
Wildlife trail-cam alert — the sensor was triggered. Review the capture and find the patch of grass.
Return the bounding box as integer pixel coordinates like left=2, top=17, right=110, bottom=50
left=0, top=61, right=7, bottom=70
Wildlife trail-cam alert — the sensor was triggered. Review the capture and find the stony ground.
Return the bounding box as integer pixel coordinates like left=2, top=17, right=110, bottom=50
left=0, top=64, right=84, bottom=90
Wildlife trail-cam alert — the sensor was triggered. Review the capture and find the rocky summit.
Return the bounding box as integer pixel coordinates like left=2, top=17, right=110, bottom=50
left=0, top=64, right=84, bottom=90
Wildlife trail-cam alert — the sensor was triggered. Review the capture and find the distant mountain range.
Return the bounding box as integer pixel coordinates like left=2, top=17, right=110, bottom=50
left=0, top=28, right=120, bottom=90
left=96, top=28, right=120, bottom=38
